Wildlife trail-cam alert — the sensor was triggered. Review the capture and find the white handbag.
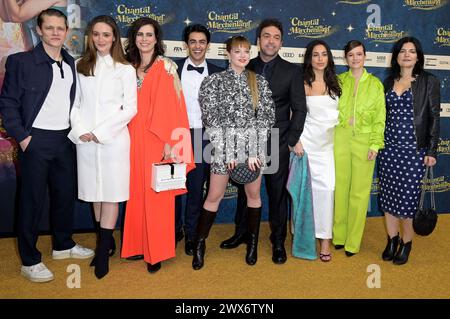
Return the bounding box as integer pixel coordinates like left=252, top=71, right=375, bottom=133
left=151, top=162, right=187, bottom=192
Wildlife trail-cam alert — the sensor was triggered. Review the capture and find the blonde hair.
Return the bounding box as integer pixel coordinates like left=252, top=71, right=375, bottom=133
left=226, top=36, right=259, bottom=110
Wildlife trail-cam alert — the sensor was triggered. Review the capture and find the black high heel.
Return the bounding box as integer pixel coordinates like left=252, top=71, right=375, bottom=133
left=94, top=228, right=113, bottom=279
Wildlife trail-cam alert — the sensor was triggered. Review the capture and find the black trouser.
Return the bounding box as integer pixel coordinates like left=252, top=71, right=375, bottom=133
left=175, top=128, right=210, bottom=240
left=234, top=127, right=290, bottom=246
left=18, top=128, right=76, bottom=266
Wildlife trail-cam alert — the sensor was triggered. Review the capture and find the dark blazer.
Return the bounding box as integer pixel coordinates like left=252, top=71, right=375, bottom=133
left=248, top=55, right=307, bottom=147
left=384, top=71, right=440, bottom=158
left=175, top=57, right=223, bottom=79
left=0, top=42, right=76, bottom=143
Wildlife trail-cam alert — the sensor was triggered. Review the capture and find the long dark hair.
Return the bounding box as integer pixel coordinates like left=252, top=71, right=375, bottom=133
left=77, top=15, right=127, bottom=76
left=303, top=40, right=341, bottom=99
left=125, top=17, right=165, bottom=72
left=390, top=36, right=424, bottom=80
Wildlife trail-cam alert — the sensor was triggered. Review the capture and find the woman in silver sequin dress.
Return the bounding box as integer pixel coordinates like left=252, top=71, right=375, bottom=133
left=192, top=36, right=275, bottom=270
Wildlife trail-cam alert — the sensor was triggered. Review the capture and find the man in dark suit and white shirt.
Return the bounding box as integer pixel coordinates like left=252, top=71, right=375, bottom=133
left=175, top=24, right=223, bottom=256
left=0, top=9, right=94, bottom=283
left=220, top=18, right=307, bottom=264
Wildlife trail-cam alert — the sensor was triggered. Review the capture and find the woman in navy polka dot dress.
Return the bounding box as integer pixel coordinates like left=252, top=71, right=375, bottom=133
left=379, top=37, right=440, bottom=265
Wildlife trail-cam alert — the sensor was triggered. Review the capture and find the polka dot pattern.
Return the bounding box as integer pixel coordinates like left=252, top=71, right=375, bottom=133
left=379, top=89, right=426, bottom=218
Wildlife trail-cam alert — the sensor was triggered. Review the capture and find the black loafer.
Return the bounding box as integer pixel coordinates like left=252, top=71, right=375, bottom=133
left=272, top=245, right=287, bottom=264
left=147, top=262, right=161, bottom=273
left=220, top=233, right=247, bottom=249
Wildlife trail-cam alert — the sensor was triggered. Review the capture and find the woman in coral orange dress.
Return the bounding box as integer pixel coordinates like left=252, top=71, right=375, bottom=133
left=121, top=17, right=194, bottom=273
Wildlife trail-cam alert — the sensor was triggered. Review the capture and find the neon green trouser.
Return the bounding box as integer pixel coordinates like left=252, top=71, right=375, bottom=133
left=333, top=126, right=375, bottom=253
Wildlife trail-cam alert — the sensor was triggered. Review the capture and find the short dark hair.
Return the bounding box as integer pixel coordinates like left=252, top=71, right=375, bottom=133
left=256, top=18, right=283, bottom=39
left=37, top=8, right=68, bottom=28
left=344, top=40, right=366, bottom=56
left=390, top=36, right=425, bottom=79
left=182, top=24, right=211, bottom=44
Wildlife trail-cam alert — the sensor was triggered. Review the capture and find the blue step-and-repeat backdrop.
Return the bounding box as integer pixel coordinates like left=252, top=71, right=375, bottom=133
left=0, top=0, right=449, bottom=233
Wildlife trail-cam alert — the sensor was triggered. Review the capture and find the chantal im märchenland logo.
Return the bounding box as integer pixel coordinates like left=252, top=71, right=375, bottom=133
left=115, top=4, right=171, bottom=26
left=423, top=176, right=450, bottom=193
left=435, top=27, right=450, bottom=47
left=288, top=18, right=337, bottom=39
left=207, top=11, right=257, bottom=34
left=365, top=24, right=407, bottom=43
left=403, top=0, right=448, bottom=10
left=437, top=138, right=450, bottom=155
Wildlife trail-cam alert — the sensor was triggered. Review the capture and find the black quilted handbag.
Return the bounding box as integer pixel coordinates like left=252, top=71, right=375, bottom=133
left=229, top=163, right=260, bottom=185
left=413, top=166, right=438, bottom=236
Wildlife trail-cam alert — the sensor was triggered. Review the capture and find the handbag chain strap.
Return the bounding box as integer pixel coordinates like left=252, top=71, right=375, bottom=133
left=419, top=166, right=435, bottom=210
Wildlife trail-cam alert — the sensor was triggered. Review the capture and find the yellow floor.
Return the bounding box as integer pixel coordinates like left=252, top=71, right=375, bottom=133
left=0, top=215, right=449, bottom=299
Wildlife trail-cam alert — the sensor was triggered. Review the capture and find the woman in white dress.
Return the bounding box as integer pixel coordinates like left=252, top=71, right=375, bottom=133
left=68, top=15, right=137, bottom=279
left=299, top=40, right=341, bottom=262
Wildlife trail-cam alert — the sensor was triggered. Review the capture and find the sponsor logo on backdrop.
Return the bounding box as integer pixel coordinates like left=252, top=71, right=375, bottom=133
left=288, top=18, right=337, bottom=39
left=435, top=28, right=450, bottom=47
left=424, top=176, right=450, bottom=193
left=441, top=103, right=450, bottom=117
left=115, top=4, right=170, bottom=25
left=207, top=11, right=257, bottom=34
left=337, top=0, right=371, bottom=4
left=403, top=0, right=447, bottom=10
left=365, top=24, right=407, bottom=43
left=438, top=139, right=450, bottom=154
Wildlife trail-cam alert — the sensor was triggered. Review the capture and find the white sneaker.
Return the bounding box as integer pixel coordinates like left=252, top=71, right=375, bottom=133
left=52, top=244, right=95, bottom=260
left=21, top=262, right=54, bottom=283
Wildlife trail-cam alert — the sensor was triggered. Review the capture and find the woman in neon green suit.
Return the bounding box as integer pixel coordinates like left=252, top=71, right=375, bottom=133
left=333, top=40, right=386, bottom=256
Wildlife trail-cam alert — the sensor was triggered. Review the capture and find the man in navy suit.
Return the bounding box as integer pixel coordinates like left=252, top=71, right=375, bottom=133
left=0, top=9, right=93, bottom=283
left=175, top=24, right=223, bottom=256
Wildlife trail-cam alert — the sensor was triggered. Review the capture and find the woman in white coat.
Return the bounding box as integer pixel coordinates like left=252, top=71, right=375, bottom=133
left=68, top=15, right=137, bottom=279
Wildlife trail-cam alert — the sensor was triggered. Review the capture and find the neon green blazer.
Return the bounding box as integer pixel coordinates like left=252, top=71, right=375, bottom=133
left=337, top=68, right=386, bottom=152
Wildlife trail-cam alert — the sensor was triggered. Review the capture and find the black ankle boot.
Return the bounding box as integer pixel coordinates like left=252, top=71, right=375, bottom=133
left=393, top=240, right=412, bottom=265
left=90, top=223, right=116, bottom=267
left=95, top=228, right=113, bottom=279
left=192, top=208, right=217, bottom=270
left=382, top=234, right=399, bottom=261
left=246, top=207, right=261, bottom=266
